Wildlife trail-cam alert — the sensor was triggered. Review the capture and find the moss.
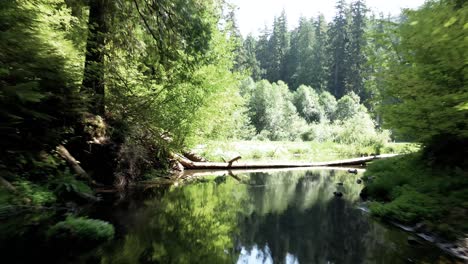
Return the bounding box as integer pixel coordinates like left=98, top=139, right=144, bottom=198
left=47, top=216, right=115, bottom=245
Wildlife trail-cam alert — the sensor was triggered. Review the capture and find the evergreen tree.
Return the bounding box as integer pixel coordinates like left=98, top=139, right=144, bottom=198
left=267, top=10, right=290, bottom=82
left=255, top=25, right=272, bottom=80
left=242, top=35, right=263, bottom=80
left=310, top=14, right=329, bottom=91
left=345, top=0, right=369, bottom=99
left=327, top=0, right=349, bottom=98
left=291, top=17, right=315, bottom=89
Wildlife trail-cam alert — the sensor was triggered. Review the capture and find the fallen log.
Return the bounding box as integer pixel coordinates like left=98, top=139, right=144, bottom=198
left=56, top=145, right=94, bottom=183
left=178, top=154, right=397, bottom=170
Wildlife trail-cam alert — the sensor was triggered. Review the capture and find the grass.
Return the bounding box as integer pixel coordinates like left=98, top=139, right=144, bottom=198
left=190, top=140, right=418, bottom=163
left=364, top=153, right=468, bottom=240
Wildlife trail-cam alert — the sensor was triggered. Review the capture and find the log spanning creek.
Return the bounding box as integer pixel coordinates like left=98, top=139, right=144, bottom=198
left=1, top=168, right=460, bottom=263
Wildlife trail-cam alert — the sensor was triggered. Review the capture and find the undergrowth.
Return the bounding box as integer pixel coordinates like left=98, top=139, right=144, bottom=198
left=364, top=153, right=468, bottom=240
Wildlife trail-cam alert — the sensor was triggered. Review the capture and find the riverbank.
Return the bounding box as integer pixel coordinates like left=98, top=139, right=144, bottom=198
left=362, top=153, right=468, bottom=259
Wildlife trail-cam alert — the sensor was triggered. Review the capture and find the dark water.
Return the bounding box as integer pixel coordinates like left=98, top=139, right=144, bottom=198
left=1, top=169, right=459, bottom=263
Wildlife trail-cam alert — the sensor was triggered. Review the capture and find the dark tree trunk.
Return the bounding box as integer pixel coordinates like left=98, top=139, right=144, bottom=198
left=82, top=0, right=108, bottom=116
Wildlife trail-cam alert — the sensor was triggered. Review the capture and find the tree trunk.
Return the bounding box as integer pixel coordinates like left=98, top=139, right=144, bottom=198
left=82, top=0, right=108, bottom=116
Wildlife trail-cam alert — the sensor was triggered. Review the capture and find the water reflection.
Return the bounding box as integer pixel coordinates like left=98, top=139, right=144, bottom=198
left=85, top=169, right=455, bottom=264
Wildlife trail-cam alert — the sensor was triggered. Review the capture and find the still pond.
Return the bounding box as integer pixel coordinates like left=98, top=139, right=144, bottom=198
left=1, top=168, right=458, bottom=263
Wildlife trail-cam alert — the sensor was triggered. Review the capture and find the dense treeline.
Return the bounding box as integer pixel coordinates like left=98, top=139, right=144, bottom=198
left=235, top=0, right=375, bottom=102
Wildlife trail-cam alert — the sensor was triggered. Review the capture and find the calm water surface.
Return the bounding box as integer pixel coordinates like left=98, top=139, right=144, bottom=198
left=2, top=168, right=459, bottom=263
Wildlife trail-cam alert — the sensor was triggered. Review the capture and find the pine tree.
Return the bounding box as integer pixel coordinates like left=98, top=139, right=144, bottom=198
left=243, top=35, right=263, bottom=80
left=310, top=14, right=329, bottom=91
left=327, top=0, right=349, bottom=98
left=255, top=25, right=272, bottom=80
left=345, top=0, right=368, bottom=99
left=291, top=17, right=315, bottom=89
left=267, top=10, right=290, bottom=82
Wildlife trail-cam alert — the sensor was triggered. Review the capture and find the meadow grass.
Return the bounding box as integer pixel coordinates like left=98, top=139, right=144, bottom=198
left=190, top=140, right=418, bottom=162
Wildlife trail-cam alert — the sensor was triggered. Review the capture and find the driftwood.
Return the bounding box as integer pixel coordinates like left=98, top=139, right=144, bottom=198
left=56, top=145, right=93, bottom=183
left=176, top=154, right=398, bottom=170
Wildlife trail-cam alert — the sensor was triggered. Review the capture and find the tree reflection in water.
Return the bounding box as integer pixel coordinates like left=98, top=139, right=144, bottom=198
left=89, top=169, right=456, bottom=264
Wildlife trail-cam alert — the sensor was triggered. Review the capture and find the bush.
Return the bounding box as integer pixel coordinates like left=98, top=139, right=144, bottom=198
left=335, top=111, right=390, bottom=148
left=47, top=216, right=115, bottom=246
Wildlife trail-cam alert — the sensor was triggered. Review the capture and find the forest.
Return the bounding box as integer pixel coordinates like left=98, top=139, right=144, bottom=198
left=0, top=0, right=467, bottom=262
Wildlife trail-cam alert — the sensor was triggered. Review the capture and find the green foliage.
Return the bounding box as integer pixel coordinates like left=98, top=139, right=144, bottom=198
left=266, top=10, right=290, bottom=82
left=334, top=91, right=363, bottom=121
left=319, top=91, right=338, bottom=120
left=47, top=216, right=115, bottom=244
left=335, top=111, right=390, bottom=151
left=370, top=186, right=443, bottom=223
left=246, top=80, right=307, bottom=140
left=293, top=85, right=324, bottom=123
left=0, top=0, right=84, bottom=158
left=365, top=154, right=468, bottom=239
left=382, top=143, right=420, bottom=154
left=48, top=173, right=93, bottom=198
left=105, top=0, right=245, bottom=151
left=242, top=78, right=389, bottom=149
left=13, top=180, right=56, bottom=206
left=309, top=15, right=329, bottom=90
left=378, top=0, right=468, bottom=145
